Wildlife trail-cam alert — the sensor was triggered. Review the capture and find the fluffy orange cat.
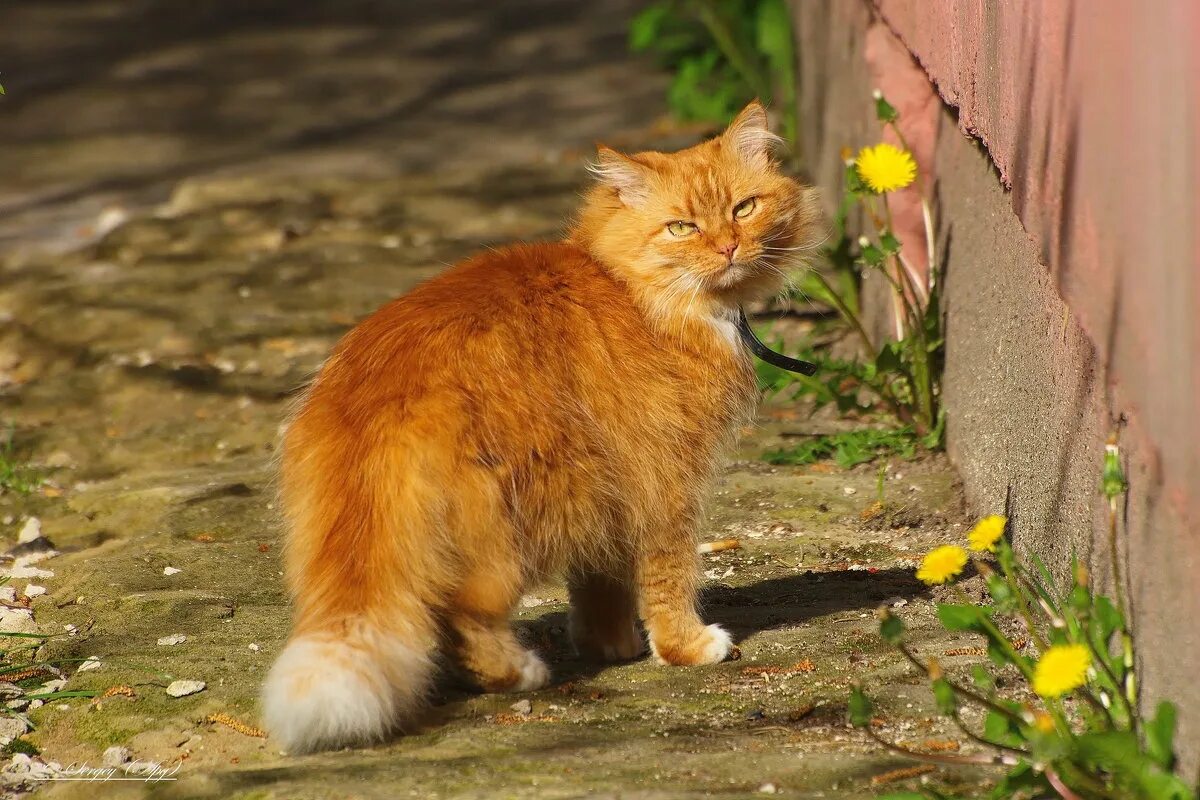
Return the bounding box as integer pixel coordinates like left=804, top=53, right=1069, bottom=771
left=262, top=103, right=820, bottom=752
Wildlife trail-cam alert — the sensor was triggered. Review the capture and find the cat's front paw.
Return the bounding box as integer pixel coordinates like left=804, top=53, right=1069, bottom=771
left=513, top=649, right=551, bottom=692
left=650, top=623, right=734, bottom=666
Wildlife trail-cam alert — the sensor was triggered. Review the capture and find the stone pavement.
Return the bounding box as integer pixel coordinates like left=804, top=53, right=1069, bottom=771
left=0, top=2, right=983, bottom=797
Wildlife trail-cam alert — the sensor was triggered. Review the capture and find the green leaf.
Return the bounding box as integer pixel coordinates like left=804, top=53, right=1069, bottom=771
left=971, top=664, right=995, bottom=693
left=880, top=231, right=902, bottom=254
left=931, top=678, right=957, bottom=715
left=983, top=710, right=1022, bottom=747
left=919, top=408, right=947, bottom=449
left=860, top=243, right=886, bottom=266
left=985, top=574, right=1015, bottom=612
left=875, top=92, right=899, bottom=123
left=1075, top=730, right=1195, bottom=800
left=936, top=603, right=991, bottom=633
left=1102, top=439, right=1129, bottom=498
left=629, top=3, right=673, bottom=51
left=844, top=160, right=867, bottom=193
left=874, top=341, right=903, bottom=375
left=848, top=685, right=873, bottom=728
left=1069, top=584, right=1091, bottom=614
left=754, top=0, right=794, bottom=82
left=880, top=614, right=905, bottom=645
left=1145, top=701, right=1178, bottom=770
left=1093, top=595, right=1123, bottom=646
left=989, top=761, right=1052, bottom=800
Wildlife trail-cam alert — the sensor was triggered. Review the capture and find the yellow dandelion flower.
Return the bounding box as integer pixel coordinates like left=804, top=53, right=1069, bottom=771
left=967, top=515, right=1007, bottom=552
left=916, top=545, right=968, bottom=585
left=855, top=143, right=917, bottom=193
left=1032, top=644, right=1091, bottom=698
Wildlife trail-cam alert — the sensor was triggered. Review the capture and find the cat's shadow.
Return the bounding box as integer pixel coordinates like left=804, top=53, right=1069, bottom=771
left=425, top=565, right=925, bottom=712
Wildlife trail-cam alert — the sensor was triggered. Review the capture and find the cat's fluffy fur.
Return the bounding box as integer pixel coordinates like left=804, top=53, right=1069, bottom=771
left=262, top=103, right=821, bottom=753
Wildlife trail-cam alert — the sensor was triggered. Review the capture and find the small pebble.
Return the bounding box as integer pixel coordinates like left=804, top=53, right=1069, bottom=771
left=0, top=717, right=29, bottom=744
left=23, top=585, right=46, bottom=598
left=510, top=699, right=532, bottom=716
left=843, top=487, right=857, bottom=495
left=166, top=680, right=206, bottom=698
left=758, top=783, right=778, bottom=794
left=16, top=518, right=41, bottom=544
left=76, top=656, right=102, bottom=672
left=157, top=634, right=186, bottom=646
left=248, top=643, right=260, bottom=652
left=102, top=746, right=131, bottom=767
left=0, top=608, right=37, bottom=634
left=162, top=566, right=181, bottom=576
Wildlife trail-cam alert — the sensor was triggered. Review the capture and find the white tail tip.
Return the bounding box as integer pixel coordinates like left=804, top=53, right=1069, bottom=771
left=262, top=632, right=430, bottom=753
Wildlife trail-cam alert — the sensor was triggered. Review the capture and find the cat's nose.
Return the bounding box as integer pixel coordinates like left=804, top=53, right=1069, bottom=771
left=716, top=241, right=739, bottom=262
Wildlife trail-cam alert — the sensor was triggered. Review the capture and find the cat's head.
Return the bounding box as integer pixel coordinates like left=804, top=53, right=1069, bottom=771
left=574, top=102, right=822, bottom=310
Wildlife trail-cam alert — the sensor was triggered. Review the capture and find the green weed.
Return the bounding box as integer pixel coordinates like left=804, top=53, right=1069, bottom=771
left=630, top=0, right=800, bottom=158
left=765, top=427, right=919, bottom=469
left=0, top=429, right=43, bottom=495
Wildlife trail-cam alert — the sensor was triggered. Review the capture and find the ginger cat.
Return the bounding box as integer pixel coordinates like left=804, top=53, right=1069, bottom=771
left=262, top=103, right=820, bottom=752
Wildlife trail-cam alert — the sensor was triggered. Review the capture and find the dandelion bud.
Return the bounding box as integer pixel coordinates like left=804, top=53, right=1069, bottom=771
left=1032, top=712, right=1056, bottom=734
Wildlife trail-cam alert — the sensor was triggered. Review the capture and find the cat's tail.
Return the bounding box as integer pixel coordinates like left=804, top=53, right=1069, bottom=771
left=261, top=611, right=437, bottom=753
left=262, top=414, right=444, bottom=754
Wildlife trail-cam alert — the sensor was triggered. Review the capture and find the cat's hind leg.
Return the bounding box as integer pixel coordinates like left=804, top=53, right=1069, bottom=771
left=446, top=563, right=550, bottom=692
left=567, top=570, right=645, bottom=662
left=444, top=476, right=550, bottom=692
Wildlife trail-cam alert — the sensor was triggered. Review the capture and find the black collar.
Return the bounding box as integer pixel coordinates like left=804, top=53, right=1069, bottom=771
left=736, top=308, right=818, bottom=376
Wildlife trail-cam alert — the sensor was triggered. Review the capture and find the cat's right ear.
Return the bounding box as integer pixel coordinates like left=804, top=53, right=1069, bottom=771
left=589, top=146, right=651, bottom=207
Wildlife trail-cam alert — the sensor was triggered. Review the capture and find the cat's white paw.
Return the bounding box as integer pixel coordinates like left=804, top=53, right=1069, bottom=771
left=692, top=624, right=733, bottom=664
left=649, top=623, right=734, bottom=665
left=513, top=650, right=551, bottom=691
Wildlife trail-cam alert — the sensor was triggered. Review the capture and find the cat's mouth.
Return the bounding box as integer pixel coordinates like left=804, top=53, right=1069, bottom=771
left=710, top=257, right=777, bottom=290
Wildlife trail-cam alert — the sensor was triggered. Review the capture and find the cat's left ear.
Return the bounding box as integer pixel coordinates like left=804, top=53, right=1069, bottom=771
left=722, top=101, right=782, bottom=169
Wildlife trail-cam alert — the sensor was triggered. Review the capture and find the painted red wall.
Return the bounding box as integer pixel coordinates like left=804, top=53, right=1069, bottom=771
left=790, top=0, right=1200, bottom=766
left=874, top=0, right=1200, bottom=541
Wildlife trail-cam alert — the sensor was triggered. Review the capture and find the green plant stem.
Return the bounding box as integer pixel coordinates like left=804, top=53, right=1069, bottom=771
left=864, top=725, right=1018, bottom=767
left=1074, top=620, right=1135, bottom=730
left=691, top=1, right=771, bottom=100
left=996, top=555, right=1050, bottom=653
left=896, top=642, right=1025, bottom=725
left=871, top=253, right=933, bottom=433
left=811, top=269, right=915, bottom=427
left=951, top=586, right=1035, bottom=682
left=1054, top=760, right=1122, bottom=800
left=812, top=271, right=874, bottom=355
left=950, top=711, right=1028, bottom=758
left=1106, top=494, right=1139, bottom=725
left=1045, top=767, right=1086, bottom=800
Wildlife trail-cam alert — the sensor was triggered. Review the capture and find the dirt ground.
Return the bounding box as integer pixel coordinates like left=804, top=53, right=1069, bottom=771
left=0, top=2, right=991, bottom=797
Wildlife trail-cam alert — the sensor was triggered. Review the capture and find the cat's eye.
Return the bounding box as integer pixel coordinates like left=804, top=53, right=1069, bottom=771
left=733, top=197, right=758, bottom=219
left=667, top=221, right=697, bottom=237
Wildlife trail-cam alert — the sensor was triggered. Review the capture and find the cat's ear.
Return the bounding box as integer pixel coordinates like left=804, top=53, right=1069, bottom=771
left=722, top=101, right=782, bottom=168
left=589, top=146, right=651, bottom=207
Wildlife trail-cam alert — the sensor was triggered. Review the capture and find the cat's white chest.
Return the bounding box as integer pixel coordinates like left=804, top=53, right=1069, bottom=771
left=705, top=309, right=740, bottom=351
